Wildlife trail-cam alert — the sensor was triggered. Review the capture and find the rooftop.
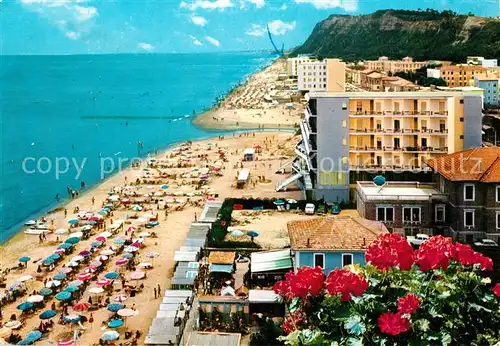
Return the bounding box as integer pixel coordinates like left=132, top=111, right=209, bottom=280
left=250, top=249, right=292, bottom=273
left=183, top=332, right=241, bottom=346
left=287, top=216, right=387, bottom=251
left=308, top=91, right=479, bottom=99
left=356, top=181, right=445, bottom=201
left=208, top=251, right=236, bottom=265
left=425, top=147, right=500, bottom=183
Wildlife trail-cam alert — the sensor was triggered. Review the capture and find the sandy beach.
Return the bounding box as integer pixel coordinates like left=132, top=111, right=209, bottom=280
left=0, top=130, right=301, bottom=345
left=192, top=58, right=304, bottom=130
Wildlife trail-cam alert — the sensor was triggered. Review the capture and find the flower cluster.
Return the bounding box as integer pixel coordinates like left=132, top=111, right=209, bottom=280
left=273, top=266, right=324, bottom=300
left=414, top=235, right=453, bottom=271
left=365, top=233, right=414, bottom=270
left=377, top=312, right=410, bottom=336
left=397, top=293, right=421, bottom=315
left=493, top=283, right=500, bottom=298
left=325, top=268, right=369, bottom=302
left=451, top=243, right=493, bottom=271
left=281, top=309, right=307, bottom=334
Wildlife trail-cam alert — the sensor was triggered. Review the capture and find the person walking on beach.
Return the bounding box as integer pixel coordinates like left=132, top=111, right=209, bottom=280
left=153, top=286, right=157, bottom=299
left=92, top=197, right=95, bottom=205
left=64, top=209, right=67, bottom=217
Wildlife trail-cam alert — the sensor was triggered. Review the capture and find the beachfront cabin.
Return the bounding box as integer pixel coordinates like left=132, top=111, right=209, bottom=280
left=198, top=201, right=223, bottom=224
left=243, top=148, right=255, bottom=161
left=250, top=249, right=293, bottom=287
left=248, top=289, right=285, bottom=318
left=287, top=216, right=388, bottom=274
left=237, top=168, right=250, bottom=188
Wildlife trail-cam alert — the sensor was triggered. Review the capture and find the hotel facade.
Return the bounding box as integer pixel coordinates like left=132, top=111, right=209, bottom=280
left=277, top=92, right=483, bottom=203
left=297, top=58, right=345, bottom=92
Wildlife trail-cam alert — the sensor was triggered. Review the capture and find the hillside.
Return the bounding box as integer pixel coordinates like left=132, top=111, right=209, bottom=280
left=293, top=9, right=500, bottom=62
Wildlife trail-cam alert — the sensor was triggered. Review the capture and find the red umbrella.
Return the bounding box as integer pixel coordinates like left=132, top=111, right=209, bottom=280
left=72, top=302, right=90, bottom=312
left=84, top=266, right=98, bottom=274
left=58, top=339, right=74, bottom=346
left=96, top=279, right=111, bottom=286
left=77, top=273, right=91, bottom=281
left=131, top=242, right=141, bottom=248
left=89, top=216, right=100, bottom=221
left=115, top=258, right=128, bottom=265
left=95, top=236, right=106, bottom=242
left=127, top=226, right=137, bottom=232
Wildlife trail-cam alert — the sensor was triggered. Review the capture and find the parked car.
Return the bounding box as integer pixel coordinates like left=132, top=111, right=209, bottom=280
left=316, top=204, right=326, bottom=215
left=474, top=238, right=499, bottom=248
left=330, top=203, right=341, bottom=214
left=407, top=234, right=430, bottom=247
left=304, top=203, right=315, bottom=215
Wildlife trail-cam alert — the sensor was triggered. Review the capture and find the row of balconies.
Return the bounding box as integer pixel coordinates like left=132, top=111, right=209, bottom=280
left=349, top=146, right=448, bottom=153
left=349, top=128, right=448, bottom=135
left=350, top=110, right=449, bottom=117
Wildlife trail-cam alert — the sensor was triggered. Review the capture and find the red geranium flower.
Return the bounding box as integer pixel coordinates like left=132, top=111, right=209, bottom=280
left=414, top=235, right=453, bottom=271
left=365, top=233, right=414, bottom=271
left=452, top=243, right=493, bottom=271
left=377, top=312, right=410, bottom=336
left=493, top=283, right=500, bottom=298
left=325, top=268, right=369, bottom=302
left=273, top=266, right=325, bottom=300
left=397, top=293, right=421, bottom=314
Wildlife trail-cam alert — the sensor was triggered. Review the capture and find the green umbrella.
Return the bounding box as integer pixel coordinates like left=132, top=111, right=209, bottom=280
left=55, top=291, right=72, bottom=301
left=39, top=288, right=53, bottom=296
left=58, top=243, right=73, bottom=249
left=65, top=237, right=80, bottom=245
left=64, top=286, right=79, bottom=293
left=17, top=302, right=34, bottom=311
left=39, top=310, right=57, bottom=319
left=19, top=256, right=31, bottom=263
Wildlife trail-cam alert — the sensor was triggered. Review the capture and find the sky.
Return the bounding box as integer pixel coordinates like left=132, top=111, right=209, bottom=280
left=1, top=0, right=498, bottom=55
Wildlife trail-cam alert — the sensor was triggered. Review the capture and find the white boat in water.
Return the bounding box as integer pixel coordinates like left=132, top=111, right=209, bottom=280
left=25, top=220, right=37, bottom=226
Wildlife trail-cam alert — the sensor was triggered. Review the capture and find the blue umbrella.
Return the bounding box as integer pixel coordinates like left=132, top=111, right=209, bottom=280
left=19, top=256, right=30, bottom=263
left=68, top=219, right=79, bottom=225
left=107, top=303, right=124, bottom=312
left=39, top=288, right=53, bottom=296
left=58, top=243, right=73, bottom=249
left=55, top=291, right=72, bottom=301
left=65, top=237, right=80, bottom=244
left=64, top=286, right=80, bottom=293
left=40, top=310, right=57, bottom=319
left=114, top=239, right=125, bottom=245
left=88, top=220, right=98, bottom=225
left=91, top=241, right=103, bottom=247
left=53, top=273, right=66, bottom=281
left=98, top=210, right=108, bottom=215
left=48, top=253, right=61, bottom=261
left=26, top=331, right=42, bottom=342
left=273, top=200, right=285, bottom=206
left=104, top=272, right=119, bottom=280
left=102, top=331, right=120, bottom=341
left=122, top=253, right=133, bottom=259
left=42, top=258, right=54, bottom=266
left=102, top=207, right=111, bottom=212
left=68, top=280, right=83, bottom=287
left=161, top=184, right=169, bottom=189
left=16, top=339, right=31, bottom=345
left=63, top=315, right=81, bottom=323
left=17, top=302, right=34, bottom=311
left=108, top=319, right=124, bottom=328
left=247, top=231, right=260, bottom=237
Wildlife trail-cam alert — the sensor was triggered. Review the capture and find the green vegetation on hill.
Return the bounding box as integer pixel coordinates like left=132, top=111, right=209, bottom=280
left=394, top=66, right=447, bottom=87
left=293, top=9, right=500, bottom=62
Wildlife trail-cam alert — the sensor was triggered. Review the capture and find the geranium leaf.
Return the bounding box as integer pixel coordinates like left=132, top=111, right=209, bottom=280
left=289, top=297, right=301, bottom=313
left=468, top=302, right=492, bottom=313
left=345, top=315, right=365, bottom=336
left=347, top=337, right=363, bottom=346
left=441, top=333, right=452, bottom=346
left=415, top=319, right=430, bottom=332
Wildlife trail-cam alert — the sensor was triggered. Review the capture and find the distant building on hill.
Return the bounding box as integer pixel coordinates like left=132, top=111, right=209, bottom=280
left=365, top=56, right=428, bottom=74
left=437, top=64, right=486, bottom=88
left=474, top=74, right=500, bottom=107
left=467, top=56, right=498, bottom=68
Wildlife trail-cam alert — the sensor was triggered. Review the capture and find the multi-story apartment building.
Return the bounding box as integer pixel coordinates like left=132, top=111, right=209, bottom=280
left=276, top=92, right=483, bottom=203
left=286, top=55, right=315, bottom=77
left=297, top=59, right=345, bottom=92
left=467, top=56, right=498, bottom=68
left=474, top=74, right=500, bottom=107
left=438, top=65, right=486, bottom=87
left=426, top=147, right=500, bottom=244
left=365, top=56, right=428, bottom=74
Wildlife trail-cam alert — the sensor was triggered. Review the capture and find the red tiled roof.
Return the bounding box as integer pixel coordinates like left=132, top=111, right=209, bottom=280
left=425, top=147, right=500, bottom=182
left=287, top=216, right=388, bottom=251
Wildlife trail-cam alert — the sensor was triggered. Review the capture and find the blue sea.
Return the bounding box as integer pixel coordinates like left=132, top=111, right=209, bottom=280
left=0, top=52, right=276, bottom=243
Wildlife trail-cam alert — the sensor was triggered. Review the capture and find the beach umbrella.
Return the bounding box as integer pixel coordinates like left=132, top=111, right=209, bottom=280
left=107, top=303, right=124, bottom=312
left=55, top=228, right=68, bottom=235
left=48, top=253, right=61, bottom=261
left=27, top=295, right=44, bottom=303
left=247, top=230, right=259, bottom=238
left=58, top=243, right=73, bottom=250
left=81, top=225, right=93, bottom=231
left=105, top=272, right=119, bottom=280
left=131, top=241, right=142, bottom=248
left=113, top=239, right=125, bottom=245
left=67, top=219, right=79, bottom=225
left=97, top=255, right=109, bottom=262
left=108, top=195, right=120, bottom=201
left=121, top=253, right=133, bottom=259
left=273, top=200, right=285, bottom=206
left=63, top=314, right=81, bottom=323
left=64, top=286, right=79, bottom=293
left=67, top=261, right=79, bottom=268
left=77, top=273, right=92, bottom=281
left=16, top=339, right=31, bottom=345
left=101, top=249, right=114, bottom=256
left=70, top=231, right=83, bottom=238
left=89, top=287, right=104, bottom=295
left=287, top=199, right=298, bottom=204
left=39, top=288, right=53, bottom=296
left=69, top=280, right=83, bottom=287
left=26, top=331, right=42, bottom=342
left=59, top=267, right=73, bottom=274
left=42, top=258, right=55, bottom=266
left=88, top=220, right=97, bottom=225
left=161, top=184, right=169, bottom=189
left=138, top=262, right=152, bottom=269
left=91, top=241, right=103, bottom=247
left=78, top=250, right=91, bottom=257
left=97, top=210, right=108, bottom=216
left=57, top=338, right=74, bottom=346
left=17, top=302, right=34, bottom=311
left=84, top=266, right=98, bottom=274
left=54, top=248, right=66, bottom=255
left=132, top=205, right=142, bottom=211
left=53, top=273, right=66, bottom=281
left=101, top=331, right=119, bottom=341
left=108, top=319, right=124, bottom=329
left=0, top=326, right=12, bottom=338
left=113, top=295, right=127, bottom=303
left=148, top=221, right=159, bottom=227
left=124, top=246, right=138, bottom=253
left=99, top=231, right=112, bottom=238
left=72, top=302, right=90, bottom=312
left=95, top=236, right=106, bottom=242
left=55, top=291, right=72, bottom=301
left=90, top=260, right=103, bottom=267
left=115, top=258, right=128, bottom=265
left=231, top=230, right=244, bottom=237
left=40, top=310, right=57, bottom=320
left=18, top=275, right=33, bottom=282
left=71, top=255, right=84, bottom=262
left=146, top=252, right=159, bottom=259
left=97, top=279, right=111, bottom=286
left=65, top=237, right=80, bottom=244
left=46, top=280, right=61, bottom=288
left=127, top=226, right=137, bottom=232
left=129, top=271, right=145, bottom=280
left=19, top=256, right=30, bottom=263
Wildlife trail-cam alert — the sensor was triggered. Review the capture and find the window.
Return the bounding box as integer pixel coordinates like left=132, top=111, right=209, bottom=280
left=464, top=184, right=475, bottom=201
left=403, top=207, right=421, bottom=223
left=464, top=209, right=475, bottom=228
left=341, top=103, right=347, bottom=110
left=342, top=254, right=353, bottom=267
left=435, top=204, right=446, bottom=222
left=496, top=185, right=500, bottom=203
left=342, top=120, right=347, bottom=128
left=313, top=253, right=325, bottom=269
left=496, top=211, right=500, bottom=230
left=376, top=206, right=394, bottom=222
